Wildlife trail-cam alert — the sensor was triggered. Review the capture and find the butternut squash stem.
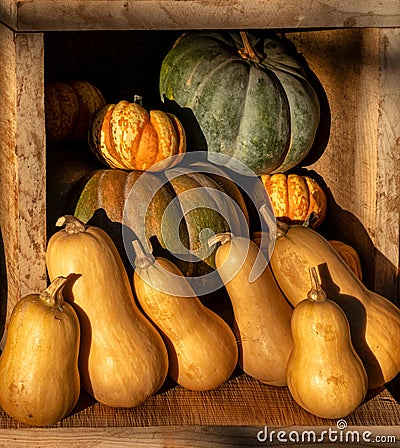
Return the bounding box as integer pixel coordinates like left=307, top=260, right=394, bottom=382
left=41, top=276, right=69, bottom=307
left=307, top=267, right=327, bottom=302
left=56, top=215, right=87, bottom=234
left=259, top=204, right=288, bottom=238
left=132, top=239, right=156, bottom=269
left=208, top=232, right=234, bottom=249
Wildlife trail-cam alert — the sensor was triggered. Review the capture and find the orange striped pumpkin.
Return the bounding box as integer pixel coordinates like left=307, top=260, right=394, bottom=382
left=88, top=97, right=186, bottom=171
left=261, top=173, right=327, bottom=228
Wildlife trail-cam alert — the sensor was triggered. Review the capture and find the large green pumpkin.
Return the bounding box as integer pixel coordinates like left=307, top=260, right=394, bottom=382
left=159, top=31, right=320, bottom=175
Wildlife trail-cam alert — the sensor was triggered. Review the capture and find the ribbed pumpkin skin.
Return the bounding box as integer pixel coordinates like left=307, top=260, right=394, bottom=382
left=45, top=80, right=106, bottom=143
left=89, top=100, right=186, bottom=171
left=72, top=168, right=248, bottom=281
left=159, top=31, right=320, bottom=175
left=261, top=173, right=327, bottom=228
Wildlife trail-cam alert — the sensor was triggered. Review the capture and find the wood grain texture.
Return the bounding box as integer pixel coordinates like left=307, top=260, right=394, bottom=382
left=0, top=374, right=396, bottom=428
left=287, top=28, right=399, bottom=301
left=0, top=374, right=399, bottom=443
left=375, top=28, right=400, bottom=300
left=0, top=25, right=47, bottom=330
left=0, top=425, right=398, bottom=447
left=2, top=0, right=399, bottom=32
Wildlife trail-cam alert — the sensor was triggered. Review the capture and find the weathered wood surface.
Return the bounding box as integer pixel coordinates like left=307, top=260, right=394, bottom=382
left=1, top=0, right=400, bottom=31
left=0, top=425, right=398, bottom=448
left=0, top=374, right=398, bottom=446
left=288, top=28, right=400, bottom=301
left=0, top=25, right=47, bottom=331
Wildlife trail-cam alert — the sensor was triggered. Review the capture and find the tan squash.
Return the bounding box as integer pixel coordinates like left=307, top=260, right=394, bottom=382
left=328, top=240, right=363, bottom=281
left=262, top=205, right=400, bottom=389
left=210, top=233, right=293, bottom=386
left=0, top=276, right=80, bottom=426
left=287, top=267, right=368, bottom=419
left=252, top=232, right=363, bottom=281
left=132, top=239, right=238, bottom=391
left=46, top=216, right=169, bottom=407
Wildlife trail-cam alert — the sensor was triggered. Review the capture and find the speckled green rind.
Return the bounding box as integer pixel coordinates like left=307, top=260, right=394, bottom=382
left=167, top=171, right=230, bottom=270
left=72, top=168, right=242, bottom=280
left=159, top=31, right=320, bottom=175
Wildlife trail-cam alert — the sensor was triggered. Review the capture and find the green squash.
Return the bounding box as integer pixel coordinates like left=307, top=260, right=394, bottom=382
left=159, top=31, right=320, bottom=175
left=70, top=167, right=248, bottom=291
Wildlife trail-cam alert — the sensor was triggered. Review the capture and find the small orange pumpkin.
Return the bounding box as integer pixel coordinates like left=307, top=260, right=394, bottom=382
left=261, top=173, right=327, bottom=228
left=45, top=80, right=106, bottom=143
left=89, top=96, right=186, bottom=171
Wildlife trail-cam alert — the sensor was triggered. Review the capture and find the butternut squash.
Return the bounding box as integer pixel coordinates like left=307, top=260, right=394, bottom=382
left=0, top=276, right=80, bottom=426
left=328, top=240, right=363, bottom=281
left=261, top=205, right=400, bottom=389
left=46, top=216, right=169, bottom=407
left=287, top=267, right=368, bottom=419
left=132, top=239, right=238, bottom=391
left=210, top=233, right=293, bottom=386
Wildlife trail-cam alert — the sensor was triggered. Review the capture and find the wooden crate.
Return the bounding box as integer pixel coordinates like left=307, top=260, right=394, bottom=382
left=0, top=1, right=399, bottom=446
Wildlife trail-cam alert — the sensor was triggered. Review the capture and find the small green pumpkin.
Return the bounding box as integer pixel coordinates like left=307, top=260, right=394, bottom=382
left=159, top=31, right=320, bottom=175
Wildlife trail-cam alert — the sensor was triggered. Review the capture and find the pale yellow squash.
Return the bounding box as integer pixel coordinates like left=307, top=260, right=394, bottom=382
left=262, top=205, right=400, bottom=389
left=132, top=240, right=238, bottom=391
left=46, top=216, right=169, bottom=407
left=0, top=276, right=80, bottom=426
left=287, top=267, right=368, bottom=419
left=211, top=233, right=293, bottom=386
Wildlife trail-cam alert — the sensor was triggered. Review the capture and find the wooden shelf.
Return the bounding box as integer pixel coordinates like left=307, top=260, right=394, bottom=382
left=1, top=0, right=400, bottom=31
left=0, top=373, right=399, bottom=447
left=0, top=3, right=399, bottom=445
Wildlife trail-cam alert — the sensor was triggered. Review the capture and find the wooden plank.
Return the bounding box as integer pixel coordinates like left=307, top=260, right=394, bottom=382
left=375, top=28, right=400, bottom=301
left=0, top=425, right=398, bottom=448
left=0, top=24, right=47, bottom=332
left=287, top=28, right=399, bottom=301
left=0, top=374, right=399, bottom=428
left=9, top=0, right=400, bottom=32
left=0, top=374, right=398, bottom=444
left=0, top=0, right=16, bottom=29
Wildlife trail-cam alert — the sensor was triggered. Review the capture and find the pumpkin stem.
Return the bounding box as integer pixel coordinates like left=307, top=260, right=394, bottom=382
left=56, top=215, right=87, bottom=234
left=303, top=212, right=319, bottom=228
left=41, top=276, right=69, bottom=308
left=133, top=95, right=143, bottom=106
left=238, top=31, right=263, bottom=64
left=208, top=232, right=234, bottom=248
left=132, top=239, right=156, bottom=270
left=307, top=267, right=327, bottom=302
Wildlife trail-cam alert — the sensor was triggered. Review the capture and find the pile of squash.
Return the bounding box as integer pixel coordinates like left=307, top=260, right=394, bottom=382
left=0, top=30, right=399, bottom=427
